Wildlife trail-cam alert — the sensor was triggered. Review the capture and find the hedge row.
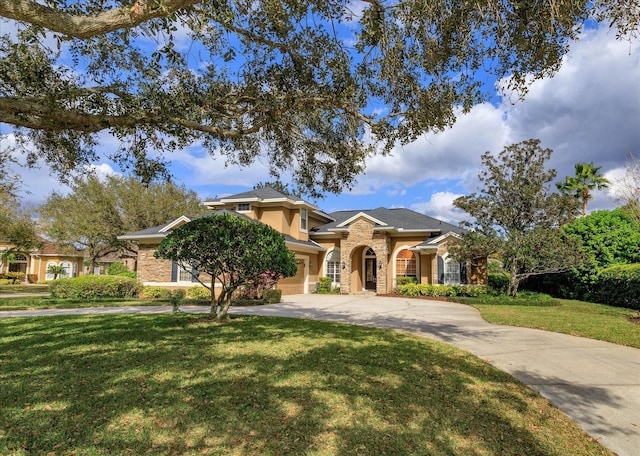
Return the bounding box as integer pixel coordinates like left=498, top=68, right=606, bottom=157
left=49, top=275, right=142, bottom=299
left=396, top=283, right=488, bottom=298
left=140, top=285, right=281, bottom=305
left=592, top=264, right=640, bottom=310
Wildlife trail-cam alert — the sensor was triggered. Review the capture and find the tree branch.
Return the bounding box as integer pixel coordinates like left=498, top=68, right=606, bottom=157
left=0, top=0, right=199, bottom=38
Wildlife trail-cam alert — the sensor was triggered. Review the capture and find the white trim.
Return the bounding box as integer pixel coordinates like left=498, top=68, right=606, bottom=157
left=323, top=247, right=341, bottom=287
left=426, top=231, right=462, bottom=245
left=118, top=233, right=167, bottom=241
left=295, top=254, right=310, bottom=294
left=284, top=240, right=325, bottom=253
left=159, top=215, right=193, bottom=233
left=336, top=212, right=388, bottom=228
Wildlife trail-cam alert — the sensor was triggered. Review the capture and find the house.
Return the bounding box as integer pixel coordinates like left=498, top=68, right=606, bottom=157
left=119, top=187, right=487, bottom=294
left=0, top=239, right=85, bottom=282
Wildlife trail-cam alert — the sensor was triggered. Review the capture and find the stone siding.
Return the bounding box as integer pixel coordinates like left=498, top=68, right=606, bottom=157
left=340, top=219, right=390, bottom=294
left=137, top=244, right=172, bottom=283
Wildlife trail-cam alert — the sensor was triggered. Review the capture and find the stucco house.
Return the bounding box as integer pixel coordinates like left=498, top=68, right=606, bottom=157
left=0, top=239, right=85, bottom=282
left=120, top=187, right=486, bottom=295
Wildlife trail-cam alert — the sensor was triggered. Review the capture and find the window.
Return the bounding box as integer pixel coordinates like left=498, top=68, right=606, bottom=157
left=45, top=262, right=57, bottom=280
left=325, top=249, right=340, bottom=284
left=444, top=258, right=461, bottom=284
left=236, top=203, right=251, bottom=212
left=60, top=261, right=72, bottom=278
left=174, top=261, right=198, bottom=283
left=395, top=250, right=416, bottom=277
left=300, top=208, right=308, bottom=231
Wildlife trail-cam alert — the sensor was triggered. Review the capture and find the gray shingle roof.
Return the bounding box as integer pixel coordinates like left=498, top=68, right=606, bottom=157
left=312, top=207, right=465, bottom=234
left=209, top=187, right=305, bottom=203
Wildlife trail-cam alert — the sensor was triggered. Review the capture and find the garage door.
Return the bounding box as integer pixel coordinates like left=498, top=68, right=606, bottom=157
left=277, top=261, right=306, bottom=295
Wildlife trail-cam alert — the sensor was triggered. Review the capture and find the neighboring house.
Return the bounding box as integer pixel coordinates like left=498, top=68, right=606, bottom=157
left=119, top=187, right=487, bottom=295
left=0, top=239, right=85, bottom=282
left=87, top=252, right=137, bottom=276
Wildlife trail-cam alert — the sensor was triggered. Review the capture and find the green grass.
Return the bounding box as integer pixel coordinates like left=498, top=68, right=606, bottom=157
left=456, top=295, right=640, bottom=349
left=0, top=284, right=49, bottom=294
left=0, top=315, right=611, bottom=456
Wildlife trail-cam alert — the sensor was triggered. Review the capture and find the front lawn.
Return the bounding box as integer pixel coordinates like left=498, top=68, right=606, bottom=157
left=455, top=295, right=640, bottom=349
left=0, top=315, right=612, bottom=455
left=0, top=284, right=49, bottom=294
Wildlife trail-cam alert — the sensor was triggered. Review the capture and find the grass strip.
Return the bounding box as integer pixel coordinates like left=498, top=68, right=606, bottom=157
left=456, top=296, right=640, bottom=349
left=0, top=314, right=612, bottom=455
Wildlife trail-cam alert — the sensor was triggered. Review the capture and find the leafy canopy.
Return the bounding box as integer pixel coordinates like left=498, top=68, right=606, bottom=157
left=37, top=173, right=206, bottom=266
left=0, top=187, right=41, bottom=259
left=154, top=213, right=297, bottom=320
left=563, top=208, right=640, bottom=269
left=453, top=139, right=583, bottom=295
left=1, top=1, right=638, bottom=196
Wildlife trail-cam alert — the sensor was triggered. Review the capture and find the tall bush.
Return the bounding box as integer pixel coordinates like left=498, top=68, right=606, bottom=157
left=50, top=275, right=142, bottom=299
left=593, top=264, right=640, bottom=310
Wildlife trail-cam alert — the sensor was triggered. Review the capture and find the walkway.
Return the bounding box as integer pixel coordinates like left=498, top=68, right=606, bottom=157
left=1, top=294, right=639, bottom=456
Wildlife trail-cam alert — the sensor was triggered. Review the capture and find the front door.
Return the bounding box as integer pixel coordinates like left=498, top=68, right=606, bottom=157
left=365, top=258, right=377, bottom=290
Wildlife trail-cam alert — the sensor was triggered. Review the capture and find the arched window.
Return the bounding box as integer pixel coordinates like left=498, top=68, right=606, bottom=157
left=8, top=253, right=28, bottom=273
left=395, top=249, right=416, bottom=278
left=45, top=262, right=57, bottom=280
left=324, top=249, right=340, bottom=284
left=60, top=261, right=72, bottom=279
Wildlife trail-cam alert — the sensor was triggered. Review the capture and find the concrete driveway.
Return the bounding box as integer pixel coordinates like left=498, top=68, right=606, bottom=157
left=1, top=293, right=639, bottom=455
left=234, top=294, right=640, bottom=456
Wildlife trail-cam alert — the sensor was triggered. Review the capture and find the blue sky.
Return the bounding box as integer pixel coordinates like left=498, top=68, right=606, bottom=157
left=4, top=24, right=640, bottom=225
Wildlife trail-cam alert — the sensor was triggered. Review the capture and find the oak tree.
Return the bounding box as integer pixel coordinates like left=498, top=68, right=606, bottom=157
left=154, top=213, right=297, bottom=320
left=452, top=139, right=583, bottom=295
left=37, top=173, right=206, bottom=267
left=1, top=1, right=638, bottom=197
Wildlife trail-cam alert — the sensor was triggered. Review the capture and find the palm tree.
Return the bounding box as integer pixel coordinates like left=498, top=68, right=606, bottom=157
left=557, top=162, right=610, bottom=216
left=46, top=264, right=67, bottom=280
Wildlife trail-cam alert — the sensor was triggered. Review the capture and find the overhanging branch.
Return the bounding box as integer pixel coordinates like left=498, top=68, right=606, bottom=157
left=0, top=0, right=199, bottom=38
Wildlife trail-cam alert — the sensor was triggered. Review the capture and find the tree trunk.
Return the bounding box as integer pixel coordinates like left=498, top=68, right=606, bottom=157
left=508, top=264, right=520, bottom=297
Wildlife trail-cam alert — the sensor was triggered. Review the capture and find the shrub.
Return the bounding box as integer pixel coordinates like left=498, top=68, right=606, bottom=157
left=106, top=262, right=137, bottom=279
left=488, top=273, right=510, bottom=293
left=170, top=289, right=186, bottom=312
left=142, top=286, right=172, bottom=299
left=187, top=286, right=210, bottom=300
left=316, top=276, right=333, bottom=293
left=263, top=289, right=282, bottom=304
left=50, top=275, right=142, bottom=299
left=396, top=283, right=488, bottom=298
left=593, top=264, right=640, bottom=310
left=5, top=272, right=25, bottom=284
left=396, top=276, right=418, bottom=287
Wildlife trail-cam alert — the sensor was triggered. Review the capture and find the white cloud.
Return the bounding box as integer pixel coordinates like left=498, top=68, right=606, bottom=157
left=354, top=26, right=639, bottom=211
left=500, top=27, right=640, bottom=181
left=411, top=191, right=467, bottom=225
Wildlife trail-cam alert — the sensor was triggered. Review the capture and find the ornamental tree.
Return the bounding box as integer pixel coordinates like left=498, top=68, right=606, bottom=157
left=452, top=139, right=583, bottom=296
left=1, top=1, right=638, bottom=196
left=154, top=213, right=297, bottom=320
